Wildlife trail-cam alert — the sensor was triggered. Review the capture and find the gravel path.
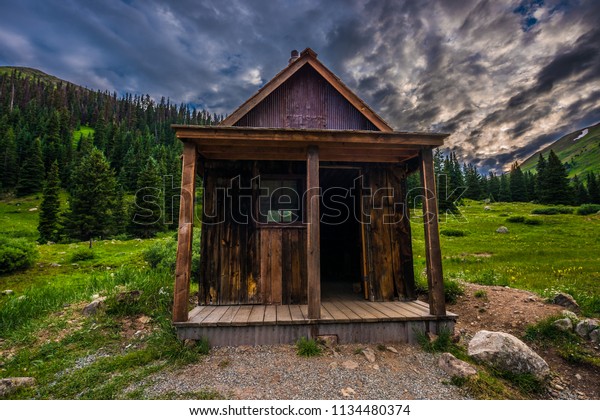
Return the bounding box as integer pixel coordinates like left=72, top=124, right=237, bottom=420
left=136, top=343, right=470, bottom=400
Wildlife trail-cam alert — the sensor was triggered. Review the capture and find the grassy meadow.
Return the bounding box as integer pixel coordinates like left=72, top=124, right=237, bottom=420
left=411, top=200, right=600, bottom=315
left=0, top=194, right=598, bottom=398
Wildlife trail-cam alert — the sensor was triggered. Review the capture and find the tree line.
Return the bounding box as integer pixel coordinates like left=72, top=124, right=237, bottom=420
left=0, top=68, right=220, bottom=243
left=408, top=149, right=600, bottom=211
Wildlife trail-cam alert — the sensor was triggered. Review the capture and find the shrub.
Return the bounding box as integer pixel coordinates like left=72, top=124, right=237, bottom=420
left=506, top=216, right=525, bottom=223
left=444, top=278, right=465, bottom=303
left=531, top=206, right=573, bottom=215
left=523, top=218, right=542, bottom=225
left=69, top=248, right=95, bottom=262
left=440, top=229, right=467, bottom=237
left=0, top=237, right=38, bottom=274
left=143, top=240, right=176, bottom=271
left=576, top=204, right=600, bottom=215
left=296, top=337, right=322, bottom=357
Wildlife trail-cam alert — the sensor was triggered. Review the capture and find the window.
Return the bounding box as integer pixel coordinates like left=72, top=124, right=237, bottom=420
left=258, top=178, right=302, bottom=224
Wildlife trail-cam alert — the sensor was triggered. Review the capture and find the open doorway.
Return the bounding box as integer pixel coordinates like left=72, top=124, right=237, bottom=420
left=320, top=167, right=364, bottom=300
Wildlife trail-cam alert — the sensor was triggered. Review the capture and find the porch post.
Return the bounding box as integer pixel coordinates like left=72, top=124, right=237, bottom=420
left=419, top=148, right=446, bottom=316
left=173, top=141, right=198, bottom=322
left=306, top=145, right=321, bottom=319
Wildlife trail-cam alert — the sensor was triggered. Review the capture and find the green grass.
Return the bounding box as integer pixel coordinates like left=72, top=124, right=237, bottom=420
left=72, top=125, right=95, bottom=147
left=296, top=337, right=322, bottom=357
left=411, top=200, right=600, bottom=316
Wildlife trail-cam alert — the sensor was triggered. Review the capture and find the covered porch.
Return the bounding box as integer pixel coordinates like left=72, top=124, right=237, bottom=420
left=171, top=125, right=451, bottom=344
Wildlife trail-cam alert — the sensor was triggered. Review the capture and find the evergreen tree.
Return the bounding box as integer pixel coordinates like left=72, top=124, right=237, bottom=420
left=571, top=175, right=588, bottom=205
left=509, top=162, right=527, bottom=202
left=587, top=172, right=600, bottom=204
left=0, top=126, right=19, bottom=190
left=64, top=148, right=117, bottom=241
left=15, top=138, right=45, bottom=196
left=487, top=172, right=501, bottom=201
left=541, top=150, right=570, bottom=204
left=535, top=153, right=548, bottom=202
left=463, top=163, right=482, bottom=200
left=498, top=174, right=511, bottom=202
left=129, top=157, right=164, bottom=238
left=37, top=160, right=61, bottom=243
left=524, top=171, right=536, bottom=201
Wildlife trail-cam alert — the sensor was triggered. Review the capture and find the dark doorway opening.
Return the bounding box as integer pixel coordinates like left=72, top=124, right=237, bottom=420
left=320, top=167, right=363, bottom=300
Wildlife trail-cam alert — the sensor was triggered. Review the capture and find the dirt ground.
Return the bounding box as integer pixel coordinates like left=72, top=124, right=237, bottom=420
left=447, top=283, right=600, bottom=399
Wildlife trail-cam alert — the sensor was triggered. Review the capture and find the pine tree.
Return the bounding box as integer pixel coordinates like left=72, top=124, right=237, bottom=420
left=587, top=172, right=600, bottom=204
left=64, top=148, right=117, bottom=241
left=535, top=153, right=548, bottom=202
left=487, top=172, right=501, bottom=201
left=571, top=175, right=588, bottom=205
left=38, top=160, right=61, bottom=243
left=541, top=150, right=570, bottom=204
left=509, top=162, right=527, bottom=202
left=0, top=126, right=18, bottom=190
left=464, top=163, right=482, bottom=200
left=128, top=157, right=164, bottom=238
left=498, top=174, right=511, bottom=202
left=15, top=138, right=45, bottom=196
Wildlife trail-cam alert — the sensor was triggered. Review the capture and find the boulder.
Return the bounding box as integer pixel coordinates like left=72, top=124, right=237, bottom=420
left=553, top=293, right=580, bottom=312
left=552, top=318, right=573, bottom=332
left=1, top=290, right=14, bottom=295
left=342, top=360, right=359, bottom=370
left=438, top=352, right=477, bottom=378
left=317, top=335, right=338, bottom=348
left=82, top=297, right=106, bottom=316
left=468, top=330, right=549, bottom=379
left=561, top=310, right=579, bottom=321
left=575, top=319, right=599, bottom=339
left=0, top=377, right=36, bottom=397
left=386, top=346, right=398, bottom=354
left=496, top=226, right=509, bottom=234
left=484, top=206, right=492, bottom=211
left=590, top=329, right=600, bottom=344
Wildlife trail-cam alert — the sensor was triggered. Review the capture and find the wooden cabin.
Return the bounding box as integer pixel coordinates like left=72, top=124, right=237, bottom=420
left=172, top=48, right=456, bottom=345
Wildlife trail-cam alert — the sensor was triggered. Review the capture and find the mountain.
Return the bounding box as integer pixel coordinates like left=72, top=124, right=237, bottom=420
left=520, top=122, right=600, bottom=177
left=0, top=66, right=76, bottom=87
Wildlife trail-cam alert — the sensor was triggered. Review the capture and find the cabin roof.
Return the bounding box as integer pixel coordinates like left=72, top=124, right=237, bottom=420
left=220, top=48, right=393, bottom=132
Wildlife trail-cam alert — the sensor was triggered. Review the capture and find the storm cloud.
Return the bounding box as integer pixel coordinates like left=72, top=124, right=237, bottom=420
left=0, top=0, right=598, bottom=172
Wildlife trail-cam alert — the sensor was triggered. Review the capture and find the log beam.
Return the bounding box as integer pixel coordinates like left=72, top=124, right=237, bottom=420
left=306, top=145, right=321, bottom=319
left=173, top=142, right=198, bottom=322
left=419, top=148, right=446, bottom=316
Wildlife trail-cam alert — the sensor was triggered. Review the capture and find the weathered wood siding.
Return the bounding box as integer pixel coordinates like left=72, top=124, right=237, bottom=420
left=199, top=161, right=308, bottom=305
left=234, top=65, right=378, bottom=130
left=363, top=165, right=415, bottom=301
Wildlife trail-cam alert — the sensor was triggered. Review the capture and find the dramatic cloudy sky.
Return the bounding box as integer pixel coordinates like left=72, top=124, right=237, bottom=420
left=1, top=0, right=599, bottom=171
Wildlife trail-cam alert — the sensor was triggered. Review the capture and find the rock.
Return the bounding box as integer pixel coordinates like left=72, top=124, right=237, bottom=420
left=0, top=377, right=36, bottom=397
left=116, top=290, right=142, bottom=303
left=50, top=263, right=61, bottom=267
left=438, top=352, right=477, bottom=378
left=82, top=297, right=106, bottom=316
left=28, top=207, right=37, bottom=212
left=451, top=332, right=462, bottom=343
left=484, top=206, right=492, bottom=211
left=496, top=226, right=509, bottom=234
left=362, top=348, right=376, bottom=363
left=183, top=339, right=197, bottom=348
left=386, top=346, right=398, bottom=354
left=575, top=319, right=599, bottom=339
left=342, top=360, right=359, bottom=370
left=317, top=335, right=338, bottom=348
left=553, top=318, right=573, bottom=332
left=468, top=330, right=550, bottom=379
left=137, top=315, right=151, bottom=324
left=575, top=373, right=582, bottom=380
left=553, top=293, right=580, bottom=312
left=2, top=290, right=14, bottom=295
left=341, top=387, right=356, bottom=397
left=590, top=329, right=600, bottom=344
left=561, top=310, right=579, bottom=321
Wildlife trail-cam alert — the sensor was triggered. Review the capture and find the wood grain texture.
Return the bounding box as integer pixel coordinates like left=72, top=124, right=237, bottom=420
left=306, top=146, right=321, bottom=319
left=173, top=142, right=197, bottom=322
left=420, top=148, right=446, bottom=316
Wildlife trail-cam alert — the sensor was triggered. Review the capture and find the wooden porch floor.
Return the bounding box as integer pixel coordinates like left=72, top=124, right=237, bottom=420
left=174, top=299, right=457, bottom=346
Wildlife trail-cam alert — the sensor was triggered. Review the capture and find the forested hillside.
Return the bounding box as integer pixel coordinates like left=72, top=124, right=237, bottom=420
left=0, top=67, right=219, bottom=241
